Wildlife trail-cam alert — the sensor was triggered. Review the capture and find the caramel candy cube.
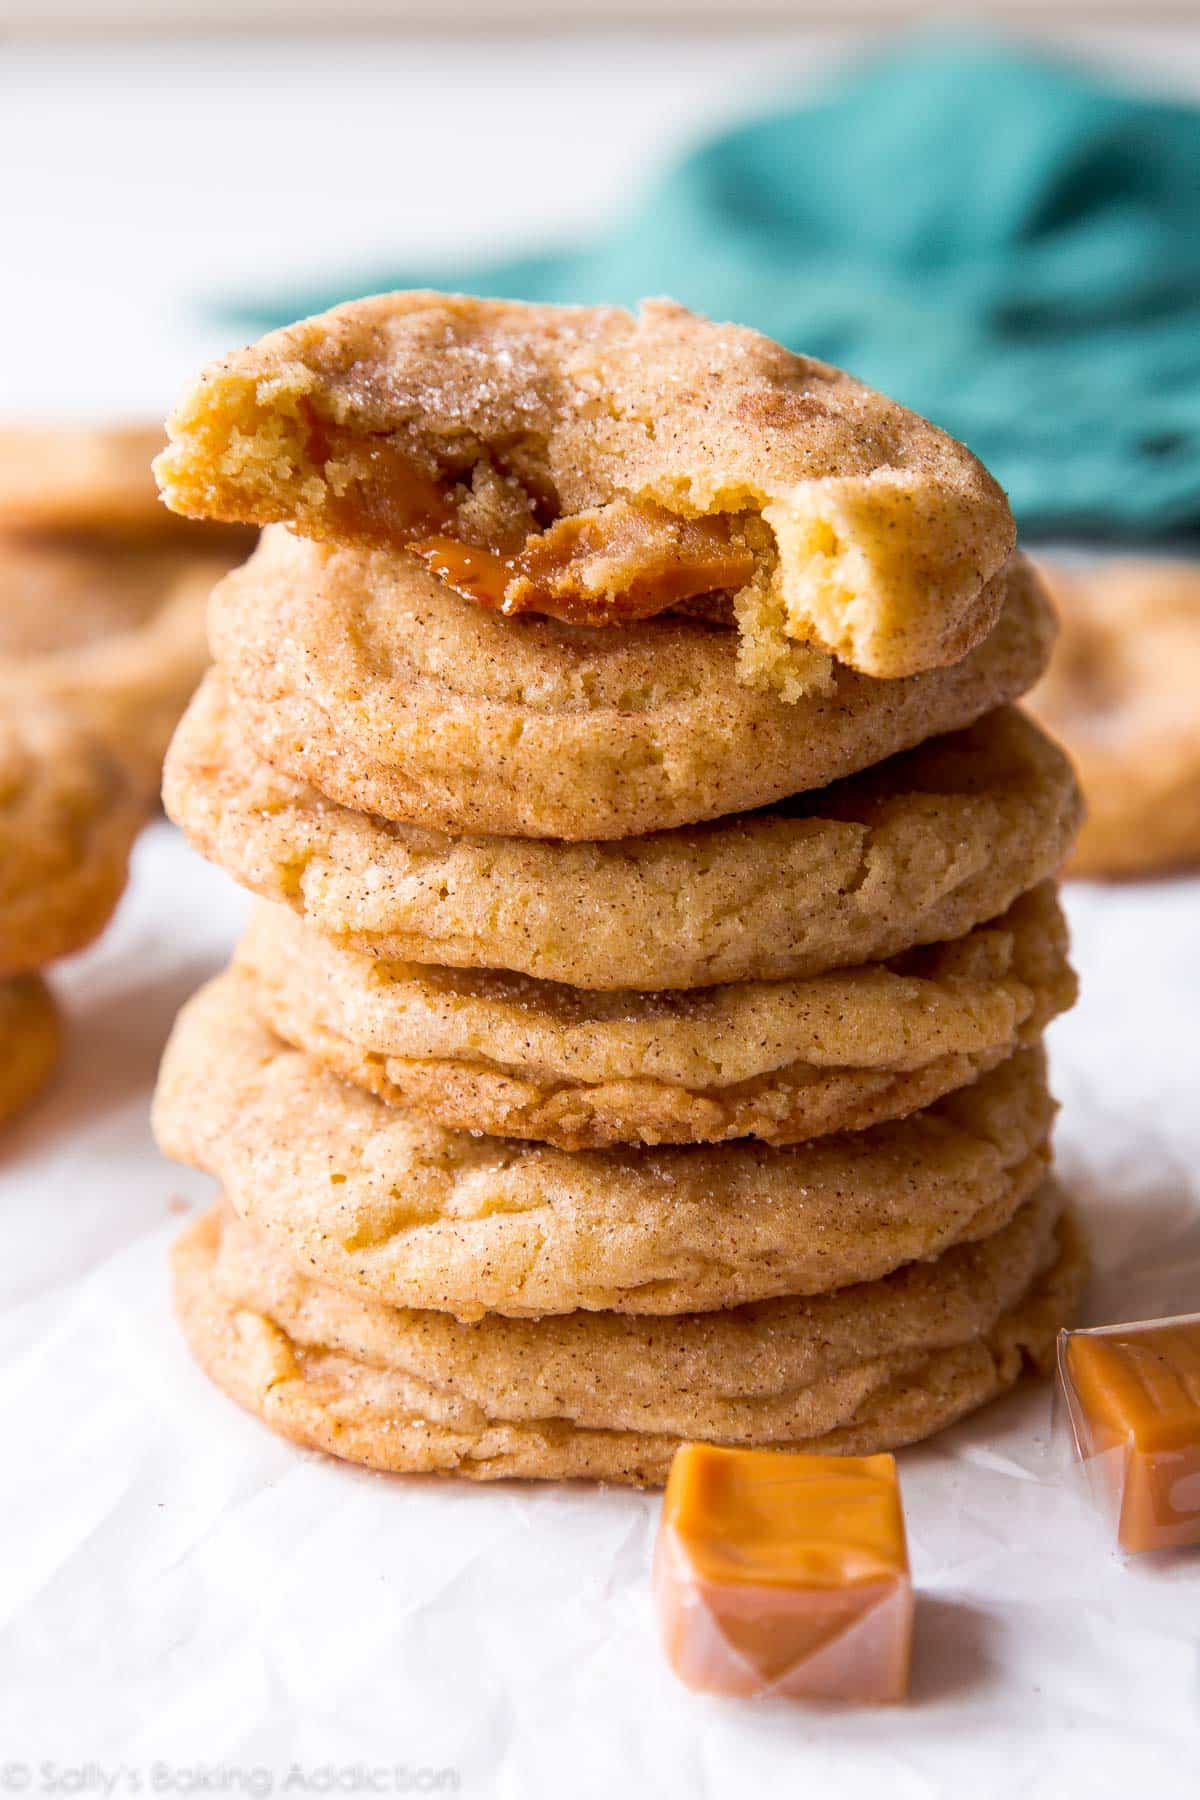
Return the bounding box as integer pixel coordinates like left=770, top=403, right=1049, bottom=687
left=653, top=1444, right=912, bottom=1702
left=1060, top=1317, right=1200, bottom=1554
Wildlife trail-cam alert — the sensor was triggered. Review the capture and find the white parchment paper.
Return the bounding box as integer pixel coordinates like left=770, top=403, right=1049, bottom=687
left=1, top=824, right=1198, bottom=1797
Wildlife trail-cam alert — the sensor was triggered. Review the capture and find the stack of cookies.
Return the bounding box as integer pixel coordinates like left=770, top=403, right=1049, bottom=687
left=152, top=295, right=1086, bottom=1485
left=0, top=424, right=250, bottom=1127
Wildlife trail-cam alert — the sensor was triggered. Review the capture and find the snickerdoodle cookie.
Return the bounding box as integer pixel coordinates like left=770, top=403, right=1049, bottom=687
left=166, top=685, right=1081, bottom=991
left=173, top=1186, right=1084, bottom=1484
left=154, top=971, right=1055, bottom=1321
left=0, top=974, right=60, bottom=1126
left=155, top=294, right=1016, bottom=688
left=0, top=537, right=230, bottom=796
left=0, top=535, right=186, bottom=653
left=0, top=699, right=143, bottom=979
left=0, top=422, right=252, bottom=550
left=206, top=532, right=1051, bottom=839
left=238, top=884, right=1075, bottom=1149
left=1028, top=558, right=1200, bottom=878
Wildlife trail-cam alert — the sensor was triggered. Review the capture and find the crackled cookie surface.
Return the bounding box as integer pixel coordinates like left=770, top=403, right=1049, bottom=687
left=166, top=686, right=1080, bottom=991
left=239, top=885, right=1075, bottom=1148
left=0, top=539, right=231, bottom=797
left=154, top=971, right=1055, bottom=1321
left=0, top=699, right=143, bottom=979
left=1028, top=558, right=1200, bottom=878
left=207, top=533, right=1052, bottom=839
left=0, top=974, right=60, bottom=1126
left=156, top=294, right=1016, bottom=687
left=173, top=1189, right=1084, bottom=1484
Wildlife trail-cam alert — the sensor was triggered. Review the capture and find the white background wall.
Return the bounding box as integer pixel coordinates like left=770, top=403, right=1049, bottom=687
left=5, top=1, right=1200, bottom=25
left=2, top=20, right=1199, bottom=418
left=6, top=2, right=1200, bottom=25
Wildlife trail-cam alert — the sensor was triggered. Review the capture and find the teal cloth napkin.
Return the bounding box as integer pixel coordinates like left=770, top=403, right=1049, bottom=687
left=232, top=37, right=1200, bottom=536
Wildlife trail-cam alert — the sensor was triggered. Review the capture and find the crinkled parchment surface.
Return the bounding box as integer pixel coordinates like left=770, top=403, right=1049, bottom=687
left=1, top=824, right=1199, bottom=1798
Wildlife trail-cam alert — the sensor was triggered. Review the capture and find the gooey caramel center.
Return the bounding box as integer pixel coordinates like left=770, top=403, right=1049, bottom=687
left=413, top=501, right=757, bottom=625
left=307, top=421, right=757, bottom=625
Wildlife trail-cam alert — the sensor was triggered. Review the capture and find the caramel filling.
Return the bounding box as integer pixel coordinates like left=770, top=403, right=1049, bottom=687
left=305, top=421, right=757, bottom=625
left=315, top=433, right=454, bottom=543
left=412, top=503, right=756, bottom=624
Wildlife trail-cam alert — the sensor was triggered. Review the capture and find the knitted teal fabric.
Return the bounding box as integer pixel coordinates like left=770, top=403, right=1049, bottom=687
left=233, top=38, right=1200, bottom=535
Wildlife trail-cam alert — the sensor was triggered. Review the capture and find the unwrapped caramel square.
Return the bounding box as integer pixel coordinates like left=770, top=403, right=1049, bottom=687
left=1059, top=1317, right=1200, bottom=1554
left=653, top=1444, right=912, bottom=1701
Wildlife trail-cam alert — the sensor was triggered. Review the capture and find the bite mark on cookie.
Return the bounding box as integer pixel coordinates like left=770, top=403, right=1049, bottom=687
left=154, top=295, right=1016, bottom=696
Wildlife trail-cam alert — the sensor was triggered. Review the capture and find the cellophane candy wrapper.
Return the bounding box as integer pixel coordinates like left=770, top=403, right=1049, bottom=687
left=1055, top=1315, right=1200, bottom=1555
left=652, top=1444, right=913, bottom=1702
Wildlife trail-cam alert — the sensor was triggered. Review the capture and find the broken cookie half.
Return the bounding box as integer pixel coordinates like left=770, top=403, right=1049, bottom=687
left=154, top=292, right=1016, bottom=695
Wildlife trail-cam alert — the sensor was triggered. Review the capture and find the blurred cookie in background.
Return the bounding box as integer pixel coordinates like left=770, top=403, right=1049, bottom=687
left=0, top=538, right=231, bottom=801
left=0, top=697, right=143, bottom=983
left=0, top=695, right=142, bottom=1129
left=0, top=423, right=252, bottom=551
left=0, top=423, right=254, bottom=799
left=0, top=974, right=61, bottom=1129
left=0, top=427, right=252, bottom=1126
left=1027, top=558, right=1200, bottom=880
